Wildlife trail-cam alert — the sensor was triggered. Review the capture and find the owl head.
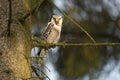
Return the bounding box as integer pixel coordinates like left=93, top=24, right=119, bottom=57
left=51, top=15, right=63, bottom=26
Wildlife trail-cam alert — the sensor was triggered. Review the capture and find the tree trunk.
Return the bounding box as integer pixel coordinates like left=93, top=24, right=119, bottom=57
left=0, top=0, right=32, bottom=80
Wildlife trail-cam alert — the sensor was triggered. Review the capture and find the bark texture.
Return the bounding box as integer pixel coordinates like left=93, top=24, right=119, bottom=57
left=0, top=0, right=32, bottom=80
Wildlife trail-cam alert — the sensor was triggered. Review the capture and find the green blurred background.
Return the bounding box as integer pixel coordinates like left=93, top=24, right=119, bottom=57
left=31, top=0, right=120, bottom=80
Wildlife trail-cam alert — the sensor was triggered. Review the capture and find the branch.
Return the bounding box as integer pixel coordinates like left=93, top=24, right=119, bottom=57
left=7, top=0, right=12, bottom=36
left=31, top=65, right=41, bottom=80
left=19, top=0, right=47, bottom=23
left=30, top=65, right=50, bottom=80
left=48, top=1, right=96, bottom=44
left=32, top=37, right=120, bottom=48
left=34, top=42, right=120, bottom=48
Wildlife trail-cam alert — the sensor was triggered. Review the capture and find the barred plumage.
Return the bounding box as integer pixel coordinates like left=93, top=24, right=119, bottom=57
left=39, top=15, right=63, bottom=58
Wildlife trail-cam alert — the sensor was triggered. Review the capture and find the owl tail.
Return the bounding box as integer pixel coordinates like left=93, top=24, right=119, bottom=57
left=40, top=49, right=47, bottom=58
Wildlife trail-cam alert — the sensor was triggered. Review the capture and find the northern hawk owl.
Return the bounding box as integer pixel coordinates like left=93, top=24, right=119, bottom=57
left=38, top=15, right=63, bottom=58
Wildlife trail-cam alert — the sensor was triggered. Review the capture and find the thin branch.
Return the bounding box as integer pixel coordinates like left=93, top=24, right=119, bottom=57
left=7, top=0, right=12, bottom=36
left=34, top=42, right=120, bottom=48
left=28, top=56, right=46, bottom=58
left=31, top=65, right=41, bottom=80
left=35, top=66, right=51, bottom=80
left=31, top=65, right=50, bottom=80
left=48, top=0, right=96, bottom=44
left=32, top=37, right=120, bottom=48
left=19, top=0, right=47, bottom=23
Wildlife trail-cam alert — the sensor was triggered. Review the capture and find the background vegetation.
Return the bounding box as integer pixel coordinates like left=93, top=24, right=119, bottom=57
left=31, top=0, right=120, bottom=80
left=1, top=0, right=120, bottom=80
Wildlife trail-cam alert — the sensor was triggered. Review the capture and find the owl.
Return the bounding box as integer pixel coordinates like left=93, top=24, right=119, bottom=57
left=38, top=15, right=63, bottom=58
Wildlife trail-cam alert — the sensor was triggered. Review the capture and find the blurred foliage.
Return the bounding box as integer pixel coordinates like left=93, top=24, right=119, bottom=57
left=31, top=0, right=120, bottom=79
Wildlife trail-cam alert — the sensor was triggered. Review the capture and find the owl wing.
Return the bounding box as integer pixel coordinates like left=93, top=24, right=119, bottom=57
left=39, top=23, right=54, bottom=57
left=41, top=22, right=54, bottom=40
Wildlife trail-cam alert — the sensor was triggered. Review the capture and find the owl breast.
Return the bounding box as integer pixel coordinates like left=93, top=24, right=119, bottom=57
left=46, top=26, right=61, bottom=43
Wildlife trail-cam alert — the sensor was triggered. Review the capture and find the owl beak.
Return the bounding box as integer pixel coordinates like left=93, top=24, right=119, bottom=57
left=55, top=19, right=59, bottom=24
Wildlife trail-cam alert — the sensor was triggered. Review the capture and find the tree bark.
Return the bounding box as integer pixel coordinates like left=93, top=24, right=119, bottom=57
left=0, top=0, right=32, bottom=80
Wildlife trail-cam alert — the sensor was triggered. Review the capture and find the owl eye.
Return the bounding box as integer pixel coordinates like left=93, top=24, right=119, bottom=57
left=53, top=17, right=56, bottom=20
left=53, top=17, right=56, bottom=21
left=59, top=18, right=62, bottom=20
